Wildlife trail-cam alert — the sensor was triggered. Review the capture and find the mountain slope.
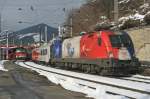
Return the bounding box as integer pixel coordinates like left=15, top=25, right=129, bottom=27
left=14, top=23, right=58, bottom=45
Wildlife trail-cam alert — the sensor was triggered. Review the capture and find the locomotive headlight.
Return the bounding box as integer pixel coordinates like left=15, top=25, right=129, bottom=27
left=109, top=52, right=114, bottom=58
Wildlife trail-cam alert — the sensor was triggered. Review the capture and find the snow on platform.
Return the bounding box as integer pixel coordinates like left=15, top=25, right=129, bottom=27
left=16, top=61, right=150, bottom=99
left=0, top=60, right=8, bottom=71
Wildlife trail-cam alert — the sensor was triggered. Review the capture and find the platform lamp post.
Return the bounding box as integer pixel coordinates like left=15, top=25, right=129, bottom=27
left=5, top=30, right=9, bottom=60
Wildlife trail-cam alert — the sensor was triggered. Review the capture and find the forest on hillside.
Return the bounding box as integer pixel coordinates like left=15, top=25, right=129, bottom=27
left=64, top=0, right=150, bottom=36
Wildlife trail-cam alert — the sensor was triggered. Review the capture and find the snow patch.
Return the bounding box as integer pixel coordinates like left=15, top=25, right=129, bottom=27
left=146, top=11, right=150, bottom=15
left=133, top=75, right=150, bottom=79
left=0, top=60, right=8, bottom=71
left=33, top=34, right=40, bottom=42
left=15, top=62, right=137, bottom=99
left=39, top=70, right=128, bottom=99
left=118, top=13, right=145, bottom=28
left=18, top=33, right=38, bottom=39
left=119, top=13, right=145, bottom=21
left=119, top=0, right=130, bottom=4
left=140, top=3, right=149, bottom=9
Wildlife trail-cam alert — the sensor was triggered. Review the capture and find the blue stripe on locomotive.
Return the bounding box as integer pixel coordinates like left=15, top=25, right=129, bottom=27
left=51, top=39, right=62, bottom=58
left=122, top=31, right=135, bottom=57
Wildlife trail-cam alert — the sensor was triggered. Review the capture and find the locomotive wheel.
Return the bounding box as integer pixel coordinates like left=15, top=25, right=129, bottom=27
left=81, top=64, right=89, bottom=73
left=94, top=65, right=102, bottom=74
left=64, top=63, right=69, bottom=70
left=85, top=65, right=91, bottom=73
left=90, top=65, right=96, bottom=74
left=100, top=69, right=109, bottom=76
left=83, top=64, right=96, bottom=73
left=50, top=62, right=56, bottom=67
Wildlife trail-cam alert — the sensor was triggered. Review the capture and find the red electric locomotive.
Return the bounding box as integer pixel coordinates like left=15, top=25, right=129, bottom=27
left=15, top=47, right=27, bottom=60
left=33, top=30, right=140, bottom=76
left=8, top=47, right=28, bottom=60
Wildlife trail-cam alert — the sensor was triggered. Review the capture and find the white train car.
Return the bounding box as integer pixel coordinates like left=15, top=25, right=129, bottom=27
left=39, top=42, right=51, bottom=63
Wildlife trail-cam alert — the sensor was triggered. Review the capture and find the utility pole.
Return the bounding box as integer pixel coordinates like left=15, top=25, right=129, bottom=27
left=45, top=25, right=47, bottom=43
left=53, top=33, right=55, bottom=39
left=58, top=25, right=62, bottom=37
left=114, top=0, right=119, bottom=25
left=0, top=13, right=1, bottom=33
left=0, top=12, right=2, bottom=59
left=39, top=25, right=41, bottom=45
left=21, top=40, right=22, bottom=46
left=6, top=31, right=9, bottom=60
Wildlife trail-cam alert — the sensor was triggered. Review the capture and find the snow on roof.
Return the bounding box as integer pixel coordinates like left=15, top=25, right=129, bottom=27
left=0, top=60, right=8, bottom=71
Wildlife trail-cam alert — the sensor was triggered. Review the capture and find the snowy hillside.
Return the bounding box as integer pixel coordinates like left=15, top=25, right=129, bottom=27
left=118, top=1, right=150, bottom=29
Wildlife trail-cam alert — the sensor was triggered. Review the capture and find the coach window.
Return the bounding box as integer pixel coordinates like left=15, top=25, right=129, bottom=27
left=43, top=49, right=45, bottom=55
left=45, top=49, right=47, bottom=55
left=41, top=50, right=42, bottom=55
left=44, top=49, right=46, bottom=55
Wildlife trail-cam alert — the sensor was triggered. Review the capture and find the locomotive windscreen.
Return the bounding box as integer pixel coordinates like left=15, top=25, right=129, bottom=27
left=109, top=35, right=131, bottom=47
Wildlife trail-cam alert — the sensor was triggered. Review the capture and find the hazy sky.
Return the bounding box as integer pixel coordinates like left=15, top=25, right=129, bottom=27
left=0, top=0, right=86, bottom=31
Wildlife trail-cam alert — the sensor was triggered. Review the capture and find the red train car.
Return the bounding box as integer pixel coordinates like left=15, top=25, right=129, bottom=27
left=32, top=48, right=40, bottom=61
left=8, top=47, right=28, bottom=60
left=8, top=48, right=16, bottom=60
left=15, top=47, right=27, bottom=60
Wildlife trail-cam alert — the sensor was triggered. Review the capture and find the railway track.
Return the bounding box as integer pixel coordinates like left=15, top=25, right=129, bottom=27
left=16, top=61, right=150, bottom=99
left=118, top=77, right=150, bottom=84
left=133, top=75, right=150, bottom=81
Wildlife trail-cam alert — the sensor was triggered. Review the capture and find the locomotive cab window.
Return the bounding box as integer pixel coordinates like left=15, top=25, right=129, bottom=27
left=109, top=35, right=131, bottom=47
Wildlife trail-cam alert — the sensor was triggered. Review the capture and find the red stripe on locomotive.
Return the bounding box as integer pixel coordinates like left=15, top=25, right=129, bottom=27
left=15, top=52, right=27, bottom=57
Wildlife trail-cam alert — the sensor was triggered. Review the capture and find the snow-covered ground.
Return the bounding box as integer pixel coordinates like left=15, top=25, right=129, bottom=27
left=134, top=75, right=150, bottom=79
left=16, top=61, right=150, bottom=99
left=16, top=61, right=128, bottom=99
left=0, top=60, right=8, bottom=71
left=119, top=0, right=130, bottom=4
